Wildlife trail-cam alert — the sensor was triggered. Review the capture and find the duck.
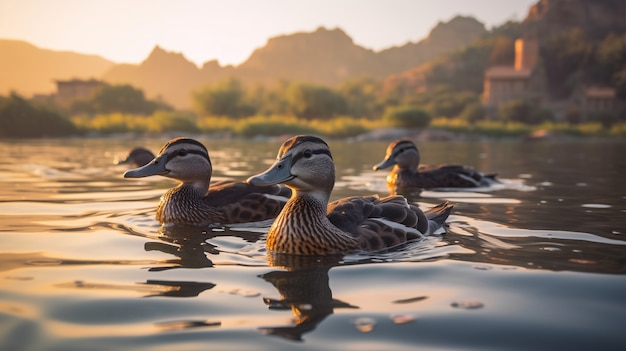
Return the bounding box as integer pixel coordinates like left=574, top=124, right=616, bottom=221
left=373, top=139, right=499, bottom=191
left=124, top=137, right=291, bottom=227
left=246, top=135, right=452, bottom=255
left=115, top=147, right=155, bottom=167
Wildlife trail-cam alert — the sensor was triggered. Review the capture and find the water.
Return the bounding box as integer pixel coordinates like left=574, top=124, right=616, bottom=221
left=1, top=137, right=625, bottom=351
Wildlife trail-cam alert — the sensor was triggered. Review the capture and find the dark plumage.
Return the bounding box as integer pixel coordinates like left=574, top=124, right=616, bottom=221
left=116, top=147, right=155, bottom=167
left=124, top=137, right=291, bottom=226
left=373, top=139, right=499, bottom=192
left=247, top=135, right=452, bottom=255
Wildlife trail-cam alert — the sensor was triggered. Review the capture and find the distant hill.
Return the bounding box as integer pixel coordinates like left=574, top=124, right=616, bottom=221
left=381, top=0, right=626, bottom=99
left=0, top=15, right=487, bottom=109
left=102, top=16, right=486, bottom=108
left=0, top=39, right=114, bottom=96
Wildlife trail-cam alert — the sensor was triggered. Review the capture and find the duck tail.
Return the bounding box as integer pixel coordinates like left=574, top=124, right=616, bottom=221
left=425, top=201, right=453, bottom=223
left=424, top=201, right=453, bottom=234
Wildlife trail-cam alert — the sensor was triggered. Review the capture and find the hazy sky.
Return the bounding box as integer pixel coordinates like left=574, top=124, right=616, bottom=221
left=0, top=0, right=536, bottom=67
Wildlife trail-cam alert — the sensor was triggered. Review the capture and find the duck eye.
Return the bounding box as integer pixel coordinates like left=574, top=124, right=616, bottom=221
left=178, top=149, right=188, bottom=157
left=303, top=149, right=313, bottom=158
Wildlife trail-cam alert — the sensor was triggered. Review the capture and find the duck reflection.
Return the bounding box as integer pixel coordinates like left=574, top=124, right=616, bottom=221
left=142, top=279, right=216, bottom=298
left=145, top=225, right=263, bottom=271
left=258, top=253, right=358, bottom=341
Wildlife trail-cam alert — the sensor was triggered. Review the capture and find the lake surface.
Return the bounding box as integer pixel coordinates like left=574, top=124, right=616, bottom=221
left=1, top=136, right=625, bottom=351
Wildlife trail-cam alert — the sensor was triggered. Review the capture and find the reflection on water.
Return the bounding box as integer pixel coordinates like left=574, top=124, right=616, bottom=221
left=1, top=138, right=625, bottom=350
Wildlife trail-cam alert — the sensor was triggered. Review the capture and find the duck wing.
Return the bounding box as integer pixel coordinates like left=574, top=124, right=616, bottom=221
left=327, top=195, right=452, bottom=251
left=206, top=181, right=292, bottom=224
left=420, top=165, right=497, bottom=188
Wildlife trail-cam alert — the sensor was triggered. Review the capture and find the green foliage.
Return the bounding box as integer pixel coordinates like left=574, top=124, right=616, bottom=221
left=285, top=82, right=348, bottom=120
left=383, top=106, right=432, bottom=128
left=193, top=78, right=256, bottom=118
left=543, top=28, right=593, bottom=98
left=459, top=102, right=486, bottom=122
left=489, top=36, right=515, bottom=66
left=337, top=78, right=383, bottom=119
left=311, top=117, right=381, bottom=138
left=596, top=34, right=626, bottom=98
left=0, top=94, right=77, bottom=138
left=148, top=111, right=199, bottom=133
left=72, top=84, right=170, bottom=115
left=498, top=100, right=554, bottom=125
left=236, top=116, right=316, bottom=137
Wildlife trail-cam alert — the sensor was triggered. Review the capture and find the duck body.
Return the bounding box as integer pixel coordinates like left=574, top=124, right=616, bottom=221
left=374, top=139, right=499, bottom=191
left=124, top=137, right=291, bottom=227
left=116, top=147, right=155, bottom=167
left=247, top=135, right=452, bottom=255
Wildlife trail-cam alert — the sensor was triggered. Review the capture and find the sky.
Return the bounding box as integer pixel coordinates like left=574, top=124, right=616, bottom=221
left=0, top=0, right=537, bottom=67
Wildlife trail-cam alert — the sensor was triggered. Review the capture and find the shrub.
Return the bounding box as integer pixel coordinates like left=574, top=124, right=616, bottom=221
left=383, top=106, right=432, bottom=128
left=0, top=94, right=77, bottom=138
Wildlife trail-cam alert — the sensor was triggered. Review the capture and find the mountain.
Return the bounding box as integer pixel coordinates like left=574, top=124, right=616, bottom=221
left=1, top=15, right=488, bottom=109
left=233, top=27, right=382, bottom=86
left=381, top=0, right=626, bottom=100
left=378, top=16, right=486, bottom=71
left=0, top=39, right=114, bottom=96
left=101, top=16, right=486, bottom=108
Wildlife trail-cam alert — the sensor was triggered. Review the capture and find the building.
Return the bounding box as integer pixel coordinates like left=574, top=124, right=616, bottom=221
left=482, top=38, right=545, bottom=110
left=570, top=85, right=621, bottom=122
left=55, top=79, right=105, bottom=106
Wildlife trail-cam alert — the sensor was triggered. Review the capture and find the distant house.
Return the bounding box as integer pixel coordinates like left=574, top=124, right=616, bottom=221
left=55, top=79, right=105, bottom=106
left=570, top=85, right=621, bottom=121
left=482, top=38, right=545, bottom=110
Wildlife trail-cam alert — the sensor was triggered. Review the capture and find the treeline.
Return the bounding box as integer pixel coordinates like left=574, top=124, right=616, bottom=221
left=1, top=20, right=625, bottom=138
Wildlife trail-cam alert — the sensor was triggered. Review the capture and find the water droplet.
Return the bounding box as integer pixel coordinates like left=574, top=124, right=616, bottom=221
left=581, top=204, right=611, bottom=209
left=473, top=265, right=492, bottom=270
left=451, top=301, right=484, bottom=309
left=391, top=314, right=416, bottom=324
left=540, top=247, right=561, bottom=252
left=353, top=317, right=376, bottom=333
left=240, top=290, right=261, bottom=298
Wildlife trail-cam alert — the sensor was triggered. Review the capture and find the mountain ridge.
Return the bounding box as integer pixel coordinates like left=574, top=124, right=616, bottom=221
left=0, top=15, right=488, bottom=108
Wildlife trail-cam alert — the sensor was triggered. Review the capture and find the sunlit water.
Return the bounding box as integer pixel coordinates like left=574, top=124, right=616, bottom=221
left=1, top=137, right=625, bottom=351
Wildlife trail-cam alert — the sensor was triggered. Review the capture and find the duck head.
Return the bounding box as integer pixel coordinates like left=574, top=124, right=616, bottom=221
left=373, top=139, right=420, bottom=171
left=248, top=135, right=335, bottom=204
left=124, top=137, right=212, bottom=190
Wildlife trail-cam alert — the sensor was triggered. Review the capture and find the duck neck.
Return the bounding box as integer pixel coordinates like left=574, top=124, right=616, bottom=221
left=267, top=192, right=359, bottom=255
left=156, top=183, right=220, bottom=225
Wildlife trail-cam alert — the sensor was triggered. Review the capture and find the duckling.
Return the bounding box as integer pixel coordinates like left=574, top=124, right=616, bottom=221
left=116, top=147, right=155, bottom=167
left=373, top=139, right=498, bottom=191
left=247, top=135, right=452, bottom=255
left=124, top=137, right=291, bottom=227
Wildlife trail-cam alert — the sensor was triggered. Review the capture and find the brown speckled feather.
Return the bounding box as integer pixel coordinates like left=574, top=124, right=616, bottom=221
left=374, top=139, right=499, bottom=191
left=247, top=135, right=453, bottom=255
left=125, top=137, right=291, bottom=227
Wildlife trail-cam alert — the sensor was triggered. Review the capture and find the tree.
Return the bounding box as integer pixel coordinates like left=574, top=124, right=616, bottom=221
left=498, top=100, right=553, bottom=125
left=338, top=78, right=382, bottom=119
left=0, top=94, right=77, bottom=138
left=596, top=33, right=626, bottom=98
left=383, top=106, right=432, bottom=128
left=542, top=28, right=593, bottom=98
left=285, top=82, right=347, bottom=120
left=193, top=78, right=255, bottom=118
left=71, top=84, right=170, bottom=115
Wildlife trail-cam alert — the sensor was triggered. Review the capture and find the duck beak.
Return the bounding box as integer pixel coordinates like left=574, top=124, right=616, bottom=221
left=372, top=156, right=396, bottom=171
left=247, top=155, right=294, bottom=186
left=123, top=154, right=168, bottom=178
